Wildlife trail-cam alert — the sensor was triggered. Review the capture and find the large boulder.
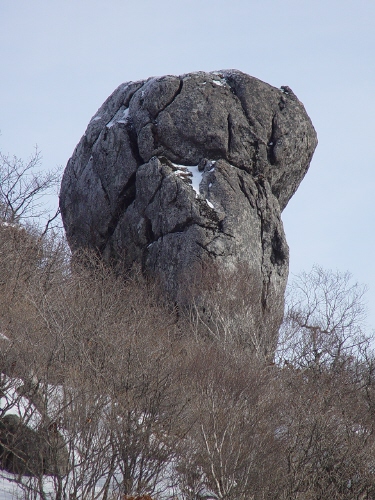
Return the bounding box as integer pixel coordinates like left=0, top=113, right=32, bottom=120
left=0, top=414, right=69, bottom=477
left=60, top=70, right=317, bottom=357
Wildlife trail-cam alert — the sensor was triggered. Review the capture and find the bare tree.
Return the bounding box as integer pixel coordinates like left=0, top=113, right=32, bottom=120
left=274, top=359, right=375, bottom=500
left=0, top=239, right=187, bottom=499
left=0, top=147, right=61, bottom=228
left=3, top=170, right=375, bottom=500
left=175, top=343, right=282, bottom=500
left=273, top=266, right=375, bottom=499
left=277, top=265, right=369, bottom=370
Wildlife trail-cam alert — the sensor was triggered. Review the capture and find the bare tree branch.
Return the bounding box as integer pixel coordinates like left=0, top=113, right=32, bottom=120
left=0, top=147, right=61, bottom=230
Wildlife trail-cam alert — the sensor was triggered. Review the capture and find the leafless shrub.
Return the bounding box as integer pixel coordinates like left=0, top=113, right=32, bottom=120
left=0, top=147, right=61, bottom=228
left=2, top=159, right=375, bottom=500
left=273, top=361, right=375, bottom=500
left=0, top=231, right=187, bottom=499
left=174, top=342, right=283, bottom=500
left=277, top=265, right=369, bottom=370
left=274, top=266, right=375, bottom=499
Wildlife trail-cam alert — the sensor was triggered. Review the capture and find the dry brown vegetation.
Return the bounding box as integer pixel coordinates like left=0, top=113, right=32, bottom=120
left=2, top=225, right=375, bottom=500
left=1, top=154, right=375, bottom=499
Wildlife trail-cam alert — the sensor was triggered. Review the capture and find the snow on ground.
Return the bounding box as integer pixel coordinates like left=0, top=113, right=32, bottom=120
left=0, top=473, right=61, bottom=500
left=0, top=377, right=174, bottom=499
left=0, top=377, right=44, bottom=428
left=0, top=473, right=22, bottom=500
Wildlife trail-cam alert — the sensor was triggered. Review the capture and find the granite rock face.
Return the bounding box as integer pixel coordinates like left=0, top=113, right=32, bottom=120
left=60, top=70, right=317, bottom=357
left=0, top=414, right=69, bottom=477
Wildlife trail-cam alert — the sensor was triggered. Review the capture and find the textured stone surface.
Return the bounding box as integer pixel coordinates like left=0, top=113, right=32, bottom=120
left=0, top=414, right=69, bottom=477
left=60, top=70, right=317, bottom=357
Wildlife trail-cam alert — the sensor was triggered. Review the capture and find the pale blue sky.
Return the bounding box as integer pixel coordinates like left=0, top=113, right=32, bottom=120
left=1, top=0, right=375, bottom=324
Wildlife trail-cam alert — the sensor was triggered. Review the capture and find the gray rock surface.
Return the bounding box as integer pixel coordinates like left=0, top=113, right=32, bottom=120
left=0, top=414, right=69, bottom=477
left=60, top=70, right=317, bottom=357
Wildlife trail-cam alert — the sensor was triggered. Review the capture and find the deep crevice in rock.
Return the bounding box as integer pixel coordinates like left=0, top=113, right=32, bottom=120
left=123, top=83, right=144, bottom=108
left=102, top=172, right=137, bottom=252
left=97, top=173, right=111, bottom=207
left=267, top=115, right=277, bottom=166
left=168, top=218, right=195, bottom=235
left=223, top=75, right=264, bottom=146
left=227, top=114, right=233, bottom=154
left=162, top=78, right=184, bottom=113
left=144, top=215, right=155, bottom=242
left=261, top=273, right=272, bottom=312
left=254, top=183, right=270, bottom=312
left=125, top=120, right=143, bottom=166
left=252, top=140, right=260, bottom=174
left=270, top=229, right=286, bottom=266
left=151, top=77, right=184, bottom=122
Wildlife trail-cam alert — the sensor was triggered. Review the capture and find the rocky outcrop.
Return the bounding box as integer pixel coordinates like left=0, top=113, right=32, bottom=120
left=0, top=414, right=69, bottom=477
left=60, top=70, right=317, bottom=357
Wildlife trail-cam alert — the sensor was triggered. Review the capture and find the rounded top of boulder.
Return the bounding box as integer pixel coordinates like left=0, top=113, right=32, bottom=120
left=65, top=69, right=316, bottom=209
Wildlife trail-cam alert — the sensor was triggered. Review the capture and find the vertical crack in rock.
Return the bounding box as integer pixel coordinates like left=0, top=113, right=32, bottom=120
left=222, top=72, right=265, bottom=145
left=252, top=140, right=260, bottom=175
left=227, top=114, right=233, bottom=154
left=144, top=215, right=155, bottom=242
left=125, top=120, right=143, bottom=166
left=60, top=70, right=317, bottom=359
left=132, top=77, right=185, bottom=162
left=254, top=178, right=272, bottom=312
left=153, top=77, right=184, bottom=121
left=103, top=172, right=137, bottom=252
left=267, top=115, right=277, bottom=166
left=97, top=173, right=111, bottom=208
left=237, top=173, right=255, bottom=209
left=270, top=229, right=286, bottom=267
